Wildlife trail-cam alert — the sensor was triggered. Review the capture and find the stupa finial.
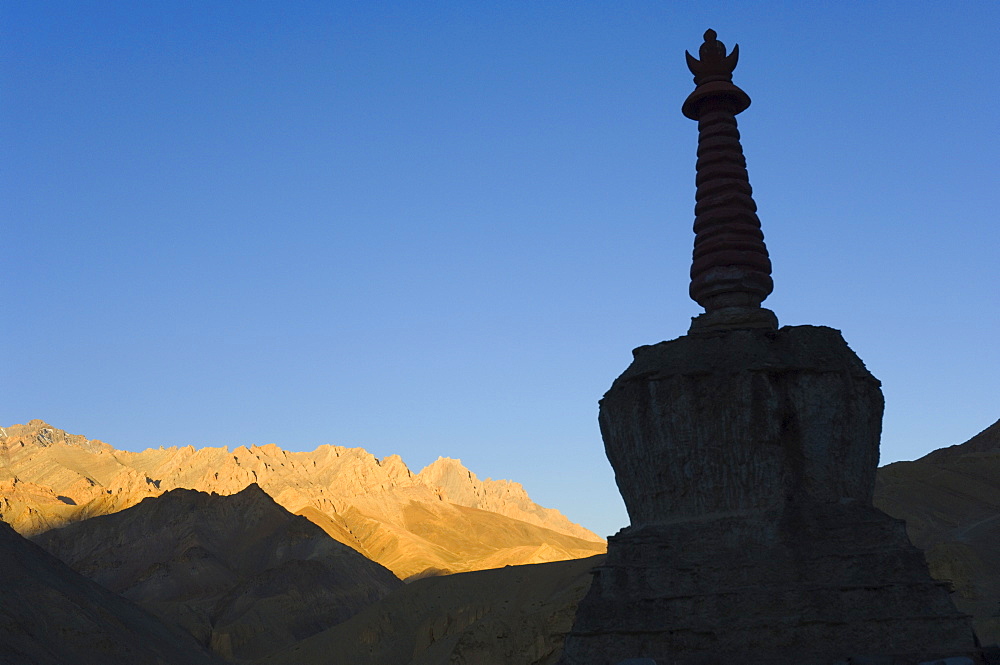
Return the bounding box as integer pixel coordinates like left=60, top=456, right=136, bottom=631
left=684, top=29, right=740, bottom=86
left=683, top=30, right=776, bottom=333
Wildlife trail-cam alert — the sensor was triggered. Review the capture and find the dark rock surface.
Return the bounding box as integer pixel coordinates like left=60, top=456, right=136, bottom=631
left=33, top=484, right=402, bottom=662
left=0, top=518, right=223, bottom=665
left=876, top=419, right=1000, bottom=647
left=562, top=326, right=978, bottom=664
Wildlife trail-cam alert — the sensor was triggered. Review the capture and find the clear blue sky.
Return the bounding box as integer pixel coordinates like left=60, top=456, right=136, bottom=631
left=4, top=2, right=998, bottom=538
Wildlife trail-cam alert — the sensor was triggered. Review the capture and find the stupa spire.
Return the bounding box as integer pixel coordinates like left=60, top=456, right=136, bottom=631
left=683, top=29, right=777, bottom=333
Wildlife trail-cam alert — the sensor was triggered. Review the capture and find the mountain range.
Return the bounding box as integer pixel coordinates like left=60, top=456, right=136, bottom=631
left=0, top=420, right=605, bottom=581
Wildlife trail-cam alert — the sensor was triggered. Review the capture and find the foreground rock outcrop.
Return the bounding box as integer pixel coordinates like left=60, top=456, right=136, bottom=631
left=876, top=418, right=1000, bottom=647
left=0, top=420, right=605, bottom=579
left=0, top=518, right=223, bottom=665
left=32, top=484, right=402, bottom=662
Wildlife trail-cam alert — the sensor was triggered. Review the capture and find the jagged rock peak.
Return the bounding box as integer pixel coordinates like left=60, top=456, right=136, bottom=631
left=419, top=456, right=474, bottom=476
left=377, top=454, right=413, bottom=482
left=415, top=456, right=604, bottom=543
left=1, top=419, right=112, bottom=453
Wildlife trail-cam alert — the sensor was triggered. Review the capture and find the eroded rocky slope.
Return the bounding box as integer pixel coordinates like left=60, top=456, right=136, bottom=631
left=0, top=420, right=605, bottom=579
left=32, top=484, right=401, bottom=662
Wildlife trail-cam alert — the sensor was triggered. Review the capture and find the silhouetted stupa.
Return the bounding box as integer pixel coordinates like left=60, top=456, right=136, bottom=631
left=559, top=30, right=980, bottom=665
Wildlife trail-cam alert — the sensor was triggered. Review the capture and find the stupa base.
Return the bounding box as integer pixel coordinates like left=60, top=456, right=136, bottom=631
left=560, top=501, right=980, bottom=665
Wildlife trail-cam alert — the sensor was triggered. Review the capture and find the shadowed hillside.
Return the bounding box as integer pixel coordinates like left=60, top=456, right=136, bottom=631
left=265, top=555, right=603, bottom=665
left=32, top=484, right=401, bottom=662
left=875, top=418, right=1000, bottom=647
left=0, top=519, right=223, bottom=665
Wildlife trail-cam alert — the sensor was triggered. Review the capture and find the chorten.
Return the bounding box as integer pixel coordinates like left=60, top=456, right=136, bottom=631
left=559, top=31, right=979, bottom=665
